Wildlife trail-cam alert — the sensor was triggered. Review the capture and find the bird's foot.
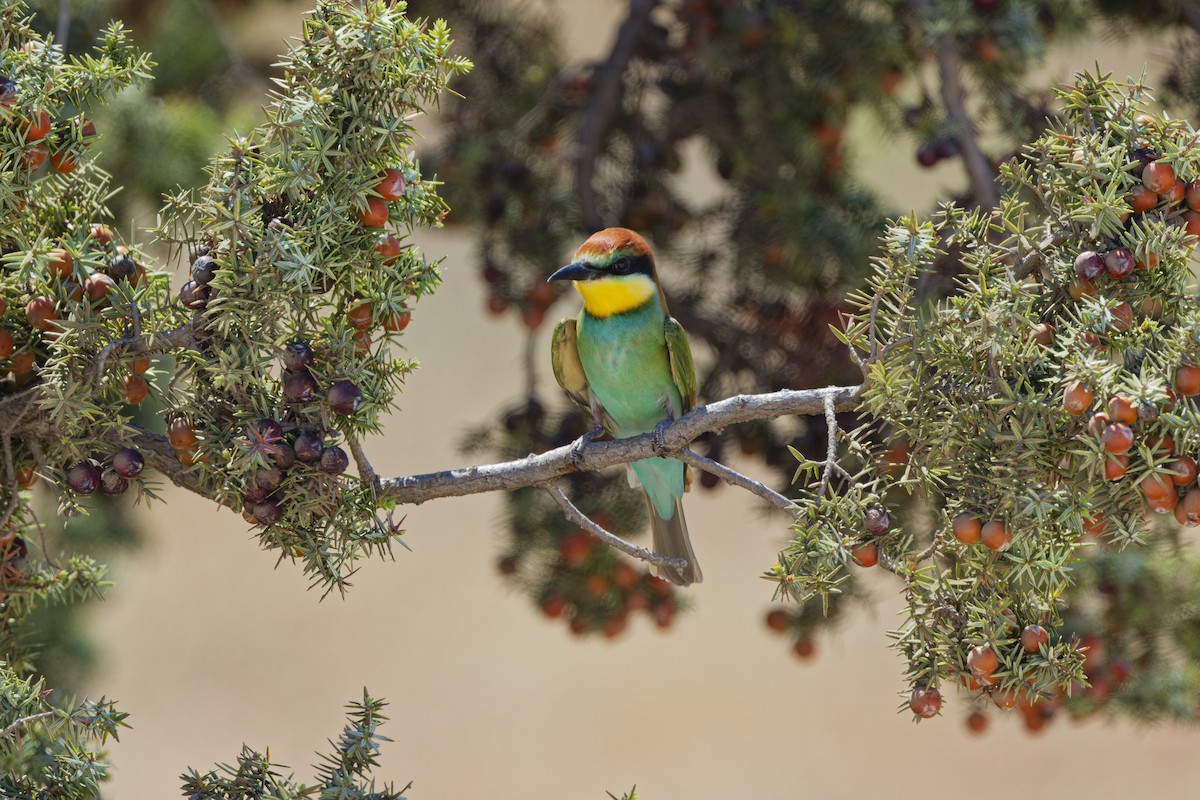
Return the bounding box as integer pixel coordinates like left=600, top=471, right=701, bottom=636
left=570, top=424, right=607, bottom=470
left=651, top=419, right=672, bottom=458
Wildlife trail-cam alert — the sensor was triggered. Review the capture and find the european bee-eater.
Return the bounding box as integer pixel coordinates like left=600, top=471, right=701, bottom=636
left=548, top=228, right=701, bottom=585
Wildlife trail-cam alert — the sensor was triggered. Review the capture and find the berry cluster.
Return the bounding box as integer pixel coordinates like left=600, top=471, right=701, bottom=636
left=64, top=446, right=145, bottom=497
left=530, top=531, right=681, bottom=640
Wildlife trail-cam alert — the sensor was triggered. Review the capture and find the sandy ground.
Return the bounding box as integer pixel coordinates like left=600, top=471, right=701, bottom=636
left=80, top=3, right=1200, bottom=798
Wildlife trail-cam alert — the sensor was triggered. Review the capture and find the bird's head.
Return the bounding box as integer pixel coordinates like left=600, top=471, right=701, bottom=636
left=547, top=228, right=660, bottom=317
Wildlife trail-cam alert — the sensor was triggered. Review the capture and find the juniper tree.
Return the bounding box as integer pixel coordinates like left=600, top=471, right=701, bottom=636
left=5, top=0, right=1200, bottom=796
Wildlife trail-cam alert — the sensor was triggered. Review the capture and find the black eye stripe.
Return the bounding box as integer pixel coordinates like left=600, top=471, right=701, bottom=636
left=608, top=254, right=653, bottom=276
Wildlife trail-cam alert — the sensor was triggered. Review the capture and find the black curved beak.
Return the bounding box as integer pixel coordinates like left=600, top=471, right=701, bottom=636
left=547, top=262, right=600, bottom=282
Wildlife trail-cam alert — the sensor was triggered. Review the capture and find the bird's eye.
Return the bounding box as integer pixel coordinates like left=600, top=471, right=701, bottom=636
left=613, top=258, right=631, bottom=274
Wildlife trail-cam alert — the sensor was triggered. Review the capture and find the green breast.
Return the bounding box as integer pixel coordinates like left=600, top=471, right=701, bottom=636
left=576, top=298, right=682, bottom=437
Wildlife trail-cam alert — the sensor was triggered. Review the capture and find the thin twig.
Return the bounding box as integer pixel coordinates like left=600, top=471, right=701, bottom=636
left=346, top=435, right=378, bottom=491
left=676, top=448, right=794, bottom=512
left=933, top=37, right=998, bottom=209
left=544, top=483, right=686, bottom=572
left=816, top=393, right=839, bottom=502
left=1012, top=228, right=1073, bottom=280
left=1, top=710, right=54, bottom=738
left=574, top=0, right=660, bottom=231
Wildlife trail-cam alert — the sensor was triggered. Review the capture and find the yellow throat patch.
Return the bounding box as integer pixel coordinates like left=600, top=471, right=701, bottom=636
left=574, top=274, right=656, bottom=317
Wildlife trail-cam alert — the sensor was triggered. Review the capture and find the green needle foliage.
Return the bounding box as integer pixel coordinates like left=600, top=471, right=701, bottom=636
left=785, top=73, right=1200, bottom=723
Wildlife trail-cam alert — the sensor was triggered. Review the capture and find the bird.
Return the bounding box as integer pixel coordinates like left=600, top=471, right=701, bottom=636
left=547, top=227, right=701, bottom=585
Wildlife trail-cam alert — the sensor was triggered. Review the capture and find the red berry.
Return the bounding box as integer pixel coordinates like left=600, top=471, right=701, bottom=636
left=967, top=645, right=999, bottom=681
left=124, top=374, right=148, bottom=404
left=1139, top=472, right=1172, bottom=501
left=375, top=168, right=406, bottom=201
left=1175, top=364, right=1200, bottom=396
left=1174, top=488, right=1200, bottom=527
left=792, top=638, right=816, bottom=660
left=360, top=196, right=389, bottom=227
left=374, top=233, right=401, bottom=264
left=558, top=531, right=593, bottom=565
left=1106, top=395, right=1137, bottom=425
left=47, top=247, right=73, bottom=280
left=1103, top=248, right=1135, bottom=279
left=851, top=542, right=878, bottom=567
left=1104, top=453, right=1130, bottom=481
left=1101, top=422, right=1134, bottom=454
left=980, top=521, right=1012, bottom=552
left=85, top=273, right=115, bottom=306
left=765, top=608, right=790, bottom=633
left=1168, top=455, right=1197, bottom=485
left=1142, top=160, right=1176, bottom=193
left=1130, top=184, right=1158, bottom=212
left=25, top=296, right=58, bottom=331
left=966, top=710, right=989, bottom=734
left=1110, top=302, right=1133, bottom=333
left=1030, top=323, right=1055, bottom=345
left=1063, top=382, right=1092, bottom=415
left=909, top=685, right=942, bottom=718
left=1021, top=624, right=1049, bottom=653
left=167, top=418, right=197, bottom=450
left=49, top=149, right=77, bottom=174
left=0, top=329, right=12, bottom=360
left=953, top=513, right=981, bottom=545
left=381, top=306, right=411, bottom=333
left=22, top=110, right=51, bottom=141
left=347, top=302, right=374, bottom=330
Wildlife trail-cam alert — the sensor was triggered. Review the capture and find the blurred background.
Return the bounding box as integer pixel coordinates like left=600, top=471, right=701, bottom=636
left=15, top=0, right=1200, bottom=796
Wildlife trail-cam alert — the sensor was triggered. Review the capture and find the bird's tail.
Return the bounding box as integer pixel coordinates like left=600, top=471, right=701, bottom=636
left=648, top=496, right=702, bottom=586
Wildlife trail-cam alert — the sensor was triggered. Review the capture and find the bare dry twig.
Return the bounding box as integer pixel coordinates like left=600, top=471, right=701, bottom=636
left=544, top=483, right=686, bottom=572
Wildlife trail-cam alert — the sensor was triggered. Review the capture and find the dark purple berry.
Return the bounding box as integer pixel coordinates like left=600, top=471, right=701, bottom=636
left=272, top=442, right=296, bottom=470
left=327, top=380, right=363, bottom=415
left=253, top=500, right=282, bottom=525
left=294, top=431, right=325, bottom=463
left=66, top=461, right=100, bottom=495
left=107, top=254, right=137, bottom=282
left=112, top=447, right=144, bottom=478
left=190, top=255, right=217, bottom=285
left=283, top=370, right=319, bottom=403
left=255, top=464, right=284, bottom=492
left=243, top=484, right=268, bottom=504
left=320, top=445, right=349, bottom=474
left=865, top=506, right=891, bottom=535
left=933, top=135, right=960, bottom=160
left=249, top=418, right=284, bottom=447
left=100, top=469, right=128, bottom=496
left=179, top=280, right=210, bottom=310
left=1074, top=250, right=1105, bottom=282
left=282, top=340, right=315, bottom=372
left=1132, top=147, right=1160, bottom=176
left=1104, top=248, right=1135, bottom=279
left=916, top=142, right=939, bottom=168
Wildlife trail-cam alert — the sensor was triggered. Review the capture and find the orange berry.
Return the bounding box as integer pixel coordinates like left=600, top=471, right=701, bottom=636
left=0, top=329, right=12, bottom=360
left=1130, top=184, right=1157, bottom=212
left=1142, top=160, right=1176, bottom=193
left=1106, top=395, right=1136, bottom=425
left=1030, top=323, right=1055, bottom=345
left=851, top=542, right=878, bottom=567
left=360, top=196, right=388, bottom=227
left=1104, top=453, right=1130, bottom=481
left=22, top=109, right=51, bottom=141
left=966, top=710, right=989, bottom=734
left=381, top=306, right=411, bottom=333
left=1021, top=624, right=1049, bottom=653
left=1063, top=382, right=1093, bottom=415
left=1147, top=490, right=1179, bottom=514
left=375, top=168, right=406, bottom=201
left=1101, top=422, right=1134, bottom=455
left=1138, top=472, right=1172, bottom=501
left=1185, top=210, right=1200, bottom=238
left=765, top=608, right=790, bottom=633
left=1168, top=455, right=1197, bottom=486
left=347, top=302, right=374, bottom=330
left=167, top=418, right=197, bottom=450
left=953, top=513, right=982, bottom=545
left=968, top=645, right=998, bottom=683
left=909, top=686, right=941, bottom=718
left=792, top=638, right=816, bottom=660
left=1165, top=178, right=1186, bottom=205
left=1174, top=488, right=1200, bottom=527
left=124, top=373, right=148, bottom=404
left=47, top=247, right=73, bottom=279
left=980, top=521, right=1012, bottom=552
left=1187, top=180, right=1200, bottom=212
left=1176, top=364, right=1200, bottom=396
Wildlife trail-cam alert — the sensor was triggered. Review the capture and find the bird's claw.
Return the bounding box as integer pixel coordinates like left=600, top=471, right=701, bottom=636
left=570, top=424, right=606, bottom=470
left=651, top=419, right=672, bottom=458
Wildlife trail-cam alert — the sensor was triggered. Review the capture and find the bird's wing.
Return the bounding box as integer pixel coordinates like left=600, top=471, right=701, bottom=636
left=664, top=316, right=697, bottom=413
left=551, top=317, right=592, bottom=413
